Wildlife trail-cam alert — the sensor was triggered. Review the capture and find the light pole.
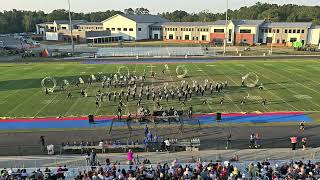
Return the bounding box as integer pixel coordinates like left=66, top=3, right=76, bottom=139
left=223, top=0, right=229, bottom=55
left=67, top=0, right=74, bottom=56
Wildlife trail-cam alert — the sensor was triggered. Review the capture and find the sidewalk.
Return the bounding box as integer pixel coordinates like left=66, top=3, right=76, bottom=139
left=0, top=147, right=319, bottom=168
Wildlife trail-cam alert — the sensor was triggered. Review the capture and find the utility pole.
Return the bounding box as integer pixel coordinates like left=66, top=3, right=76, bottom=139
left=223, top=0, right=229, bottom=55
left=67, top=0, right=74, bottom=56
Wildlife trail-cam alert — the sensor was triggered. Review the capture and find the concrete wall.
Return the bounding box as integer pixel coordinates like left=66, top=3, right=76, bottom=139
left=308, top=28, right=320, bottom=45
left=235, top=26, right=259, bottom=44
left=45, top=32, right=59, bottom=41
left=163, top=26, right=210, bottom=43
left=210, top=23, right=235, bottom=44
left=102, top=15, right=137, bottom=40
left=260, top=27, right=309, bottom=45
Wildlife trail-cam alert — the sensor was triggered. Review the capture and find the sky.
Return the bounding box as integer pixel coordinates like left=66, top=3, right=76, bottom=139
left=0, top=0, right=319, bottom=14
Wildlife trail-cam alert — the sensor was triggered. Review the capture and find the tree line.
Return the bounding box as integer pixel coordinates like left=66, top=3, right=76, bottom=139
left=0, top=3, right=319, bottom=34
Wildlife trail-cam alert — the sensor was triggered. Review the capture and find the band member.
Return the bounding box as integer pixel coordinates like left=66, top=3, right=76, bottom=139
left=220, top=97, right=225, bottom=105
left=67, top=92, right=72, bottom=99
left=202, top=99, right=207, bottom=104
left=262, top=98, right=267, bottom=105
left=45, top=88, right=49, bottom=95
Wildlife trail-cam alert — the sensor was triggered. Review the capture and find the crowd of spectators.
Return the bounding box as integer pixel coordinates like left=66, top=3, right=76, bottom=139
left=2, top=157, right=320, bottom=179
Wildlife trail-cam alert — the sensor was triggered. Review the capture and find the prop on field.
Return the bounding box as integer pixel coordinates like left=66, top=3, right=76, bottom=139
left=117, top=66, right=130, bottom=77
left=164, top=64, right=169, bottom=70
left=63, top=79, right=70, bottom=86
left=79, top=77, right=84, bottom=84
left=41, top=77, right=57, bottom=92
left=91, top=74, right=97, bottom=81
left=242, top=72, right=259, bottom=88
left=176, top=65, right=188, bottom=78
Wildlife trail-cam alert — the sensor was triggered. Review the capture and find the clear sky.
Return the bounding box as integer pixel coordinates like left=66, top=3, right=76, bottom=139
left=0, top=0, right=319, bottom=13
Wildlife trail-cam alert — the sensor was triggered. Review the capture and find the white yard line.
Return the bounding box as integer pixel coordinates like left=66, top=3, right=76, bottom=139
left=187, top=64, right=220, bottom=112
left=262, top=63, right=320, bottom=94
left=217, top=63, right=272, bottom=112
left=252, top=63, right=320, bottom=108
left=229, top=64, right=300, bottom=111
left=247, top=64, right=320, bottom=110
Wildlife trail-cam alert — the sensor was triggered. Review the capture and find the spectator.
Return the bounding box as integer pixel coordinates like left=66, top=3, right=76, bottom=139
left=290, top=136, right=298, bottom=150
left=164, top=138, right=171, bottom=152
left=127, top=149, right=134, bottom=165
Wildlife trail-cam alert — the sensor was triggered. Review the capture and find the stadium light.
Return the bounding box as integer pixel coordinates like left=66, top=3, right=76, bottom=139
left=67, top=0, right=75, bottom=56
left=223, top=0, right=229, bottom=56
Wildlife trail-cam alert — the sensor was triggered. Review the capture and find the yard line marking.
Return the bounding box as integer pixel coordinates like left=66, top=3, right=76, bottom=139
left=228, top=64, right=299, bottom=111
left=216, top=63, right=272, bottom=112
left=282, top=62, right=320, bottom=86
left=248, top=64, right=320, bottom=109
left=268, top=63, right=320, bottom=91
left=0, top=68, right=46, bottom=101
left=196, top=63, right=243, bottom=112
left=4, top=68, right=66, bottom=117
left=189, top=63, right=228, bottom=112
left=252, top=63, right=320, bottom=107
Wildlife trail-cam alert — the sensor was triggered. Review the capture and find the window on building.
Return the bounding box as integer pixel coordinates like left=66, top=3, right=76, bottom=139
left=129, top=28, right=133, bottom=31
left=228, top=29, right=232, bottom=42
left=111, top=28, right=115, bottom=31
left=240, top=29, right=251, bottom=33
left=268, top=29, right=272, bottom=33
left=261, top=29, right=264, bottom=33
left=272, top=29, right=276, bottom=33
left=290, top=38, right=297, bottom=42
left=214, top=29, right=224, bottom=33
left=169, top=34, right=173, bottom=39
left=293, top=29, right=296, bottom=33
left=185, top=35, right=190, bottom=40
left=202, top=35, right=207, bottom=41
left=277, top=39, right=280, bottom=44
left=192, top=37, right=195, bottom=40
left=264, top=29, right=268, bottom=33
left=289, top=29, right=292, bottom=33
left=302, top=30, right=305, bottom=33
left=117, top=28, right=121, bottom=31
left=282, top=39, right=286, bottom=44
left=106, top=28, right=110, bottom=30
left=277, top=29, right=280, bottom=33
left=181, top=28, right=183, bottom=31
left=284, top=29, right=288, bottom=33
left=302, top=40, right=305, bottom=44
left=138, top=28, right=142, bottom=31
left=124, top=28, right=127, bottom=31
left=196, top=37, right=199, bottom=40
left=62, top=27, right=67, bottom=30
left=297, top=29, right=300, bottom=33
left=176, top=36, right=179, bottom=40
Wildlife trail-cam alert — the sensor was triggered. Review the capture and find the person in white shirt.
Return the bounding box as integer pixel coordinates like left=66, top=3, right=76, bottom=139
left=164, top=138, right=170, bottom=151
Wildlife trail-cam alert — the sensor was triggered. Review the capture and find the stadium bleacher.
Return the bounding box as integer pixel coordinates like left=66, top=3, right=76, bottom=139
left=1, top=158, right=320, bottom=179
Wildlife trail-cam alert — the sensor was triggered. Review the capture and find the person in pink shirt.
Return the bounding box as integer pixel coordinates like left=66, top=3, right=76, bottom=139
left=127, top=149, right=134, bottom=165
left=290, top=136, right=297, bottom=150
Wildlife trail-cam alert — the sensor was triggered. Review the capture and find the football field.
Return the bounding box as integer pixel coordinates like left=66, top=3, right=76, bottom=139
left=0, top=59, right=320, bottom=118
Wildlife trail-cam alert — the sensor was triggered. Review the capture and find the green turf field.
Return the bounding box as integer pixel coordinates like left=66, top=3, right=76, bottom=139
left=0, top=59, right=320, bottom=118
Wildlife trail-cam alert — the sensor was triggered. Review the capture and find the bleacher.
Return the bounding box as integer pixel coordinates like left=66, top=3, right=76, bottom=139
left=2, top=159, right=320, bottom=179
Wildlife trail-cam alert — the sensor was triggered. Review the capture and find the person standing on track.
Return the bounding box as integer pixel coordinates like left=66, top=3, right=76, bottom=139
left=226, top=134, right=231, bottom=149
left=300, top=121, right=305, bottom=132
left=290, top=136, right=297, bottom=150
left=302, top=137, right=307, bottom=150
